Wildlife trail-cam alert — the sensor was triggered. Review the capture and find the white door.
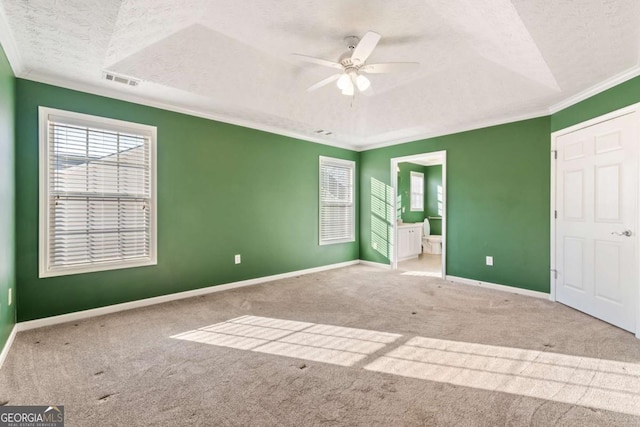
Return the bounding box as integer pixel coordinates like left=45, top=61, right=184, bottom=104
left=555, top=112, right=638, bottom=333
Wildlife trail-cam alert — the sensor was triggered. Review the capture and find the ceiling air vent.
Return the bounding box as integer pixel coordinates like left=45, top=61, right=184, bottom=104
left=103, top=71, right=140, bottom=87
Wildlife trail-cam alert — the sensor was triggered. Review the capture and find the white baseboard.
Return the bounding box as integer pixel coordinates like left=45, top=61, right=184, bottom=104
left=358, top=260, right=391, bottom=269
left=17, top=260, right=360, bottom=332
left=0, top=325, right=17, bottom=369
left=446, top=275, right=550, bottom=300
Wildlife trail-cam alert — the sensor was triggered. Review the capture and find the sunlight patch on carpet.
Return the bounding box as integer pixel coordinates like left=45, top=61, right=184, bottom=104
left=364, top=336, right=640, bottom=417
left=171, top=315, right=402, bottom=367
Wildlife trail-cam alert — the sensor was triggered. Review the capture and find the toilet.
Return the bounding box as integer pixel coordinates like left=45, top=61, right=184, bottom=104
left=422, top=218, right=442, bottom=254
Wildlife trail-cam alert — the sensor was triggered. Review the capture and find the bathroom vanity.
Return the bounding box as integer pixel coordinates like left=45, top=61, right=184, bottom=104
left=397, top=223, right=422, bottom=260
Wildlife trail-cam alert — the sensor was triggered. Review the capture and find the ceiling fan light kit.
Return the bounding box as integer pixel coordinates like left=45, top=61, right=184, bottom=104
left=293, top=31, right=419, bottom=96
left=336, top=72, right=370, bottom=94
left=336, top=73, right=351, bottom=90
left=356, top=75, right=371, bottom=91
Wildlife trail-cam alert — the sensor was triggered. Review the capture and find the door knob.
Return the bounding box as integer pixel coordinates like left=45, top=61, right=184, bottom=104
left=611, top=230, right=633, bottom=237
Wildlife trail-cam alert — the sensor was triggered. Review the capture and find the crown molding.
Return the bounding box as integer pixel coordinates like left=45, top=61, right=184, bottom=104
left=15, top=70, right=563, bottom=153
left=17, top=66, right=640, bottom=154
left=548, top=64, right=640, bottom=114
left=355, top=109, right=550, bottom=152
left=358, top=64, right=640, bottom=151
left=18, top=71, right=358, bottom=151
left=0, top=4, right=23, bottom=75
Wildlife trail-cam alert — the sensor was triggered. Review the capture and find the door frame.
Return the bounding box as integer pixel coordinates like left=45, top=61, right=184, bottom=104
left=390, top=150, right=447, bottom=277
left=550, top=102, right=640, bottom=338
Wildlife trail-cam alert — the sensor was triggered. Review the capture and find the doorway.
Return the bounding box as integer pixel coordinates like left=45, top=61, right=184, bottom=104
left=551, top=103, right=640, bottom=338
left=390, top=151, right=447, bottom=278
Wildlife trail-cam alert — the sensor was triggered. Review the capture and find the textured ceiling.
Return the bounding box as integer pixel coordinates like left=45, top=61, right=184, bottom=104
left=1, top=0, right=639, bottom=149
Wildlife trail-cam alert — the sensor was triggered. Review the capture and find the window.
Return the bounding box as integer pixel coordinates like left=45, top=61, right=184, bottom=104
left=410, top=171, right=424, bottom=211
left=39, top=107, right=157, bottom=277
left=437, top=184, right=444, bottom=216
left=319, top=156, right=355, bottom=245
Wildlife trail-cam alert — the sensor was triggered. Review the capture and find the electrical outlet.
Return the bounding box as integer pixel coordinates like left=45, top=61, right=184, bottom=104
left=486, top=256, right=493, bottom=266
left=234, top=254, right=241, bottom=264
left=8, top=288, right=11, bottom=305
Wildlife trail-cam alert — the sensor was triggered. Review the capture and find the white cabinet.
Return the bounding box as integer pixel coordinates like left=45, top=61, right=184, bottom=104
left=397, top=223, right=423, bottom=260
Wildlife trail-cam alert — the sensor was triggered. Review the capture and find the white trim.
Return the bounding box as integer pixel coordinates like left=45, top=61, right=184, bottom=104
left=17, top=260, right=359, bottom=331
left=21, top=73, right=354, bottom=151
left=549, top=65, right=640, bottom=114
left=549, top=144, right=557, bottom=302
left=38, top=107, right=158, bottom=278
left=390, top=151, right=447, bottom=280
left=0, top=325, right=17, bottom=370
left=14, top=72, right=549, bottom=152
left=318, top=156, right=356, bottom=246
left=15, top=66, right=640, bottom=152
left=551, top=102, right=640, bottom=138
left=360, top=65, right=640, bottom=150
left=358, top=260, right=391, bottom=269
left=358, top=110, right=550, bottom=151
left=446, top=275, right=550, bottom=300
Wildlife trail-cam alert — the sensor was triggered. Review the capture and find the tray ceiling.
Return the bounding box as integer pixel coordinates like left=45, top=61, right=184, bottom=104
left=1, top=0, right=639, bottom=149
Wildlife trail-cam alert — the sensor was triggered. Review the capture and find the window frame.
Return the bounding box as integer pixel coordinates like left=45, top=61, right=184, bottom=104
left=409, top=171, right=424, bottom=212
left=38, top=107, right=158, bottom=278
left=318, top=156, right=355, bottom=246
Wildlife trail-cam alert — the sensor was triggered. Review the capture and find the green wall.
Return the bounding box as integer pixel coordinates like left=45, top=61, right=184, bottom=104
left=0, top=45, right=16, bottom=350
left=11, top=62, right=640, bottom=321
left=424, top=165, right=442, bottom=235
left=361, top=117, right=551, bottom=293
left=551, top=75, right=640, bottom=132
left=397, top=162, right=426, bottom=224
left=15, top=79, right=359, bottom=321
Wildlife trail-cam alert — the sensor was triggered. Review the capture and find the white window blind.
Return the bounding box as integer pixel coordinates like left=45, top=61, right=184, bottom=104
left=39, top=107, right=157, bottom=277
left=410, top=171, right=424, bottom=211
left=319, top=156, right=355, bottom=245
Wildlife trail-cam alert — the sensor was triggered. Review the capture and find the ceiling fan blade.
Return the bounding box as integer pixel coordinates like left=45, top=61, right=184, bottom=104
left=360, top=62, right=420, bottom=74
left=292, top=54, right=343, bottom=70
left=306, top=73, right=342, bottom=92
left=351, top=31, right=381, bottom=65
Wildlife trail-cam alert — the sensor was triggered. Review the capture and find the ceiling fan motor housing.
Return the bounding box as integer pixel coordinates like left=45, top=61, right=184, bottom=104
left=345, top=36, right=359, bottom=50
left=340, top=58, right=359, bottom=72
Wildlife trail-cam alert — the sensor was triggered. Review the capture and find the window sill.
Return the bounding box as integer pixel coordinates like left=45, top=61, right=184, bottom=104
left=39, top=258, right=157, bottom=278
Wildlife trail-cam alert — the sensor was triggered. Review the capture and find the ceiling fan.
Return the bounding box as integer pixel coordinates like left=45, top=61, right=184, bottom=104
left=293, top=31, right=419, bottom=96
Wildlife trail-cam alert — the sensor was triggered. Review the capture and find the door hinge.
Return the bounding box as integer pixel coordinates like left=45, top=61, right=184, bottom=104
left=554, top=210, right=557, bottom=219
left=552, top=150, right=557, bottom=159
left=551, top=269, right=558, bottom=279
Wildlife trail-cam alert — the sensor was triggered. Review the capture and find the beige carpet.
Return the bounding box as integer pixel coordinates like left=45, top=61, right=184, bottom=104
left=1, top=265, right=639, bottom=426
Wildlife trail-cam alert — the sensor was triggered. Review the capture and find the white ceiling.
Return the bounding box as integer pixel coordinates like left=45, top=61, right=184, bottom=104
left=1, top=0, right=639, bottom=150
